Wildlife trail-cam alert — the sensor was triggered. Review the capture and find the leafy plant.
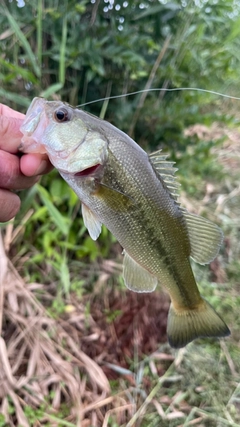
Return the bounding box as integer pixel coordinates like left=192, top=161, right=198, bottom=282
left=1, top=1, right=240, bottom=426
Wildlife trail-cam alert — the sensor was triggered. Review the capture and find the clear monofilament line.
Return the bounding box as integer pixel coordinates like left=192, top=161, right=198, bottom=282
left=77, top=87, right=240, bottom=108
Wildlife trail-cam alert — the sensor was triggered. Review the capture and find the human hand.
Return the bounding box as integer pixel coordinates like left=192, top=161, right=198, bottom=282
left=0, top=104, right=52, bottom=222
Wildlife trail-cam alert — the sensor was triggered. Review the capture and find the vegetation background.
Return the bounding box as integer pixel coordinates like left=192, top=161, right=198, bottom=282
left=0, top=0, right=240, bottom=425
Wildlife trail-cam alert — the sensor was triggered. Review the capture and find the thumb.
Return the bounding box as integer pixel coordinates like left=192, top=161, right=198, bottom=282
left=0, top=104, right=25, bottom=153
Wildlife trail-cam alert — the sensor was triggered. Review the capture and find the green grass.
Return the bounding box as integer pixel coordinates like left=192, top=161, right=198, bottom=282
left=1, top=1, right=240, bottom=425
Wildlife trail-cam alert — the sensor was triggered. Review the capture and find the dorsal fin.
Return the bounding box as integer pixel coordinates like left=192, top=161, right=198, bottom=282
left=181, top=209, right=224, bottom=265
left=149, top=149, right=180, bottom=201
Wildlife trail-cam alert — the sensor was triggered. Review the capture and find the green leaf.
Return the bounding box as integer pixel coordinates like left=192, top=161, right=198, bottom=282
left=60, top=259, right=71, bottom=294
left=134, top=3, right=180, bottom=20
left=31, top=206, right=48, bottom=222
left=0, top=87, right=30, bottom=107
left=0, top=57, right=38, bottom=83
left=18, top=186, right=38, bottom=218
left=40, top=83, right=63, bottom=98
left=2, top=6, right=41, bottom=78
left=46, top=414, right=76, bottom=427
left=36, top=184, right=70, bottom=235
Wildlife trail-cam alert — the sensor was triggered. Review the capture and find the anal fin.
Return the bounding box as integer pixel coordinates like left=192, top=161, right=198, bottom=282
left=123, top=251, right=158, bottom=293
left=82, top=203, right=102, bottom=240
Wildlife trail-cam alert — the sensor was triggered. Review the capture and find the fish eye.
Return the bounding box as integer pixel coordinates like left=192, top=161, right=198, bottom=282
left=54, top=108, right=70, bottom=123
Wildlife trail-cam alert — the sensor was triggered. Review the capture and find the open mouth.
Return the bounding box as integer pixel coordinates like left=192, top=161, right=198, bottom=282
left=74, top=164, right=101, bottom=177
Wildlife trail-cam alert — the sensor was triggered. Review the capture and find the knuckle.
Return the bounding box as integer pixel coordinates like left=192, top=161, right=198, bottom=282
left=0, top=115, right=11, bottom=141
left=0, top=190, right=20, bottom=221
left=0, top=151, right=18, bottom=188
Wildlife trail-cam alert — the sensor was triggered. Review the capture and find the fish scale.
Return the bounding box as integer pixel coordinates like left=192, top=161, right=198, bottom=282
left=99, top=150, right=192, bottom=293
left=20, top=97, right=230, bottom=348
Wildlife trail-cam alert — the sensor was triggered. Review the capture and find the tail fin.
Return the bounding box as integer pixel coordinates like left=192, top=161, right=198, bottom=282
left=167, top=298, right=230, bottom=348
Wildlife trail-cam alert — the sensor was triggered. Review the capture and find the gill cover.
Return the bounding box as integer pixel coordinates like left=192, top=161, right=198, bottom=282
left=20, top=97, right=109, bottom=174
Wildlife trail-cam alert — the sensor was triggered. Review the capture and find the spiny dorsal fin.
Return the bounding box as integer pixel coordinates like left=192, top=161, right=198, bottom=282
left=181, top=209, right=224, bottom=265
left=149, top=149, right=180, bottom=201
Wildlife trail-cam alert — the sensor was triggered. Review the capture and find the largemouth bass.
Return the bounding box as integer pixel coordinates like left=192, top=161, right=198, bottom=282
left=20, top=97, right=230, bottom=348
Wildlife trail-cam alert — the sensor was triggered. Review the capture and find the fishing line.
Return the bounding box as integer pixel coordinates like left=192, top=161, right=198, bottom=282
left=77, top=87, right=240, bottom=108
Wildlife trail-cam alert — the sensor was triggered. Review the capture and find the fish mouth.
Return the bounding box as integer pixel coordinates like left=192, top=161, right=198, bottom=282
left=74, top=164, right=101, bottom=177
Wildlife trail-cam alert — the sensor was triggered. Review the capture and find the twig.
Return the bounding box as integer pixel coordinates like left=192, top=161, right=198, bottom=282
left=102, top=404, right=134, bottom=427
left=90, top=0, right=101, bottom=26
left=128, top=35, right=172, bottom=137
left=126, top=362, right=175, bottom=426
left=220, top=340, right=237, bottom=377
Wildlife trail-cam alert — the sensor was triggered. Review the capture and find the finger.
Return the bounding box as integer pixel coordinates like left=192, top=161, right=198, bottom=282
left=0, top=189, right=20, bottom=222
left=0, top=104, right=25, bottom=120
left=20, top=153, right=53, bottom=176
left=0, top=151, right=39, bottom=190
left=0, top=114, right=25, bottom=153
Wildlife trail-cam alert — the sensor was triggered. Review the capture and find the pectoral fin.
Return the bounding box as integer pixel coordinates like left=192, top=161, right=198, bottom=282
left=123, top=251, right=158, bottom=293
left=97, top=182, right=134, bottom=211
left=82, top=203, right=102, bottom=240
left=182, top=210, right=224, bottom=265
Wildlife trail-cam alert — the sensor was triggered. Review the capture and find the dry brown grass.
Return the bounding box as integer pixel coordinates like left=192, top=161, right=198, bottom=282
left=1, top=229, right=111, bottom=426
left=0, top=227, right=172, bottom=426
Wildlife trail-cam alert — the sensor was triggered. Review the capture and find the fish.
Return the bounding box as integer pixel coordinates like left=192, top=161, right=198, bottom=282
left=19, top=97, right=230, bottom=348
